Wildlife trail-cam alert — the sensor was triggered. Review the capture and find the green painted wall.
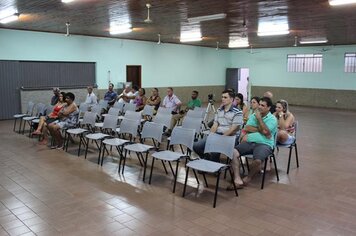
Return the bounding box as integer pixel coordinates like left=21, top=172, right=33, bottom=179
left=230, top=45, right=356, bottom=90
left=0, top=29, right=230, bottom=89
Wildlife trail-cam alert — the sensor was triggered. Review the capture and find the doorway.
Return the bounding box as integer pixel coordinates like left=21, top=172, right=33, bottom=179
left=126, top=65, right=141, bottom=88
left=238, top=68, right=250, bottom=101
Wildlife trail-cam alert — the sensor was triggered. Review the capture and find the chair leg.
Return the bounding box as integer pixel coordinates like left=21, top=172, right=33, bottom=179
left=148, top=157, right=155, bottom=184
left=84, top=138, right=89, bottom=159
left=213, top=172, right=221, bottom=208
left=122, top=148, right=128, bottom=174
left=172, top=161, right=180, bottom=193
left=229, top=167, right=238, bottom=197
left=182, top=167, right=190, bottom=197
left=98, top=142, right=104, bottom=165
left=161, top=160, right=169, bottom=174
left=287, top=146, right=292, bottom=174
left=202, top=173, right=209, bottom=187
left=101, top=143, right=107, bottom=166
left=168, top=162, right=175, bottom=177
left=295, top=144, right=299, bottom=168
left=272, top=155, right=279, bottom=181
left=142, top=152, right=148, bottom=182
left=77, top=135, right=83, bottom=156
left=13, top=119, right=17, bottom=132
left=192, top=169, right=200, bottom=184
left=261, top=158, right=268, bottom=189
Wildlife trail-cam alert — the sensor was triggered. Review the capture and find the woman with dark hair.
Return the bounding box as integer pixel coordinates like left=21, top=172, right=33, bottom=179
left=274, top=99, right=295, bottom=145
left=33, top=92, right=66, bottom=137
left=234, top=93, right=249, bottom=123
left=134, top=88, right=147, bottom=111
left=248, top=96, right=260, bottom=118
left=146, top=88, right=161, bottom=112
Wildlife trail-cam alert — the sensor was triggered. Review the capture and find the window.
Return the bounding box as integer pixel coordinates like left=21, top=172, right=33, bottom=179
left=344, top=53, right=356, bottom=73
left=287, top=54, right=323, bottom=72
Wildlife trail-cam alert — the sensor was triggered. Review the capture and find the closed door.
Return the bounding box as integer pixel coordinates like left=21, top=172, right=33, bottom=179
left=0, top=61, right=21, bottom=120
left=126, top=65, right=141, bottom=88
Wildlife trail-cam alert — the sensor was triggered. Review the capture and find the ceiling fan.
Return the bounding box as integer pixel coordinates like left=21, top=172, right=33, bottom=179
left=144, top=3, right=152, bottom=23
left=246, top=46, right=261, bottom=54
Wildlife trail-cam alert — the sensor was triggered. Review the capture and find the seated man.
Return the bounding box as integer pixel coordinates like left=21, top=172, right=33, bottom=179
left=193, top=89, right=242, bottom=162
left=48, top=92, right=79, bottom=149
left=51, top=87, right=61, bottom=106
left=84, top=86, right=98, bottom=107
left=230, top=96, right=277, bottom=188
left=161, top=87, right=182, bottom=114
left=118, top=84, right=138, bottom=103
left=104, top=83, right=117, bottom=106
left=166, top=90, right=201, bottom=135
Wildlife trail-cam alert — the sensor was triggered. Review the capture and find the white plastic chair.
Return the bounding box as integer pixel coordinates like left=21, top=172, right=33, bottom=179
left=149, top=127, right=195, bottom=193
left=277, top=121, right=299, bottom=174
left=182, top=133, right=238, bottom=208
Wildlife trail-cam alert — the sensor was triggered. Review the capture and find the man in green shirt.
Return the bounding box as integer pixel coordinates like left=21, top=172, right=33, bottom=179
left=165, top=90, right=201, bottom=135
left=229, top=96, right=277, bottom=189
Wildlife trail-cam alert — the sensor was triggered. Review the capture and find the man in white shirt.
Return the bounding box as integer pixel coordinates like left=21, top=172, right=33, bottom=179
left=162, top=87, right=182, bottom=114
left=118, top=85, right=138, bottom=103
left=84, top=86, right=97, bottom=106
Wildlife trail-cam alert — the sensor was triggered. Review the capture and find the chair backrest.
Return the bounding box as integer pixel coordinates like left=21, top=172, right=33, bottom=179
left=170, top=127, right=195, bottom=150
left=187, top=107, right=205, bottom=118
left=123, top=103, right=136, bottom=113
left=157, top=107, right=172, bottom=115
left=35, top=103, right=46, bottom=116
left=142, top=105, right=155, bottom=117
left=204, top=133, right=236, bottom=159
left=124, top=110, right=141, bottom=121
left=141, top=122, right=164, bottom=143
left=102, top=114, right=118, bottom=130
left=26, top=101, right=35, bottom=115
left=113, top=101, right=125, bottom=112
left=91, top=104, right=102, bottom=115
left=98, top=100, right=109, bottom=109
left=152, top=113, right=172, bottom=128
left=182, top=116, right=202, bottom=135
left=293, top=120, right=298, bottom=140
left=81, top=111, right=97, bottom=127
left=107, top=107, right=121, bottom=116
left=119, top=118, right=140, bottom=137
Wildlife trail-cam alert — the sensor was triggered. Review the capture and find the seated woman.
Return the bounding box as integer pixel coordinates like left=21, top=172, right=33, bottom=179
left=234, top=93, right=249, bottom=123
left=47, top=92, right=79, bottom=149
left=33, top=92, right=66, bottom=137
left=239, top=96, right=260, bottom=143
left=146, top=88, right=161, bottom=114
left=134, top=88, right=147, bottom=111
left=274, top=99, right=295, bottom=145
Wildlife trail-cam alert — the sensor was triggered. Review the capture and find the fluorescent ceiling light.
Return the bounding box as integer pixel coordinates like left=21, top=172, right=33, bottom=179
left=110, top=23, right=132, bottom=35
left=62, top=0, right=76, bottom=3
left=329, top=0, right=356, bottom=6
left=180, top=31, right=202, bottom=42
left=258, top=19, right=289, bottom=36
left=187, top=13, right=226, bottom=23
left=299, top=38, right=328, bottom=44
left=0, top=13, right=19, bottom=24
left=228, top=37, right=249, bottom=48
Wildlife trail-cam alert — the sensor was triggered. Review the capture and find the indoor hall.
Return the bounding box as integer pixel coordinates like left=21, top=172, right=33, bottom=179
left=1, top=0, right=356, bottom=235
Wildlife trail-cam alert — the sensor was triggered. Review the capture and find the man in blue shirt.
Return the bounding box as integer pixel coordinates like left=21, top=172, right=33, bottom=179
left=104, top=83, right=117, bottom=106
left=230, top=96, right=277, bottom=188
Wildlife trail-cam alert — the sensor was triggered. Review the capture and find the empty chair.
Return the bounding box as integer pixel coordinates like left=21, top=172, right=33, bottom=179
left=101, top=107, right=121, bottom=118
left=122, top=103, right=136, bottom=114
left=149, top=127, right=195, bottom=193
left=22, top=103, right=46, bottom=134
left=152, top=112, right=172, bottom=130
left=277, top=121, right=299, bottom=174
left=79, top=103, right=90, bottom=117
left=182, top=133, right=238, bottom=208
left=64, top=111, right=97, bottom=156
left=141, top=105, right=155, bottom=121
left=186, top=107, right=205, bottom=119
left=123, top=122, right=164, bottom=181
left=113, top=101, right=125, bottom=114
left=84, top=114, right=118, bottom=164
left=98, top=99, right=109, bottom=110
left=157, top=107, right=172, bottom=115
left=13, top=101, right=35, bottom=133
left=181, top=116, right=203, bottom=137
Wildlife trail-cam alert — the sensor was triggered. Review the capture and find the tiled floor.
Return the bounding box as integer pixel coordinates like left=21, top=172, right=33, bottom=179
left=1, top=106, right=356, bottom=235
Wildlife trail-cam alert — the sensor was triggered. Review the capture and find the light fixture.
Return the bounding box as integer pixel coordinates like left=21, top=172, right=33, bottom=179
left=61, top=0, right=76, bottom=3
left=157, top=33, right=162, bottom=44
left=187, top=13, right=226, bottom=23
left=144, top=3, right=152, bottom=23
left=329, top=0, right=356, bottom=6
left=110, top=23, right=132, bottom=35
left=216, top=41, right=219, bottom=50
left=228, top=37, right=249, bottom=48
left=180, top=31, right=202, bottom=42
left=258, top=19, right=290, bottom=36
left=293, top=36, right=298, bottom=47
left=65, top=22, right=70, bottom=37
left=0, top=13, right=19, bottom=24
left=299, top=37, right=328, bottom=44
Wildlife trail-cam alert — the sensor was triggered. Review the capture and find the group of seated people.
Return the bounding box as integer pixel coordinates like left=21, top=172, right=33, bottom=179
left=30, top=85, right=296, bottom=189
